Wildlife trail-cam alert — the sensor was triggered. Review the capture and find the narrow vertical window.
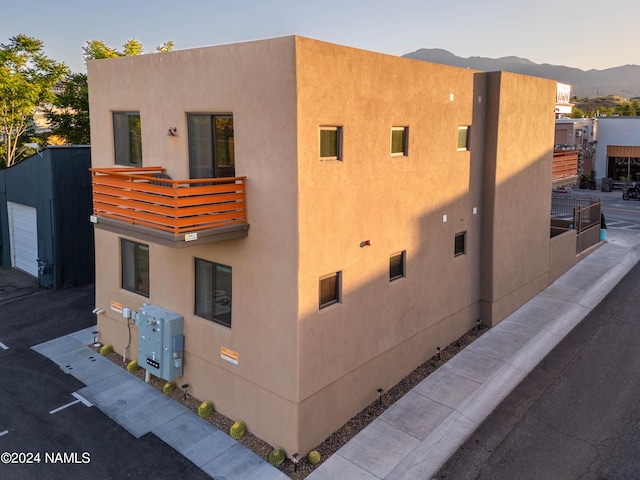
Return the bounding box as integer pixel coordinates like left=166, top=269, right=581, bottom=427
left=391, top=127, right=409, bottom=156
left=121, top=239, right=149, bottom=296
left=457, top=126, right=470, bottom=151
left=114, top=112, right=142, bottom=165
left=455, top=232, right=466, bottom=256
left=319, top=272, right=341, bottom=308
left=188, top=114, right=235, bottom=179
left=320, top=126, right=342, bottom=160
left=195, top=258, right=232, bottom=328
left=389, top=251, right=406, bottom=281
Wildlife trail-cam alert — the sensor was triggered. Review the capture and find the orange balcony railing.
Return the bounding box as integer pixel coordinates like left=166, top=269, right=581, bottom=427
left=552, top=150, right=579, bottom=181
left=91, top=167, right=247, bottom=236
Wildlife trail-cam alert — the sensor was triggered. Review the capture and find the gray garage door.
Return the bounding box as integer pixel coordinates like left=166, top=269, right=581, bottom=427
left=8, top=202, right=38, bottom=277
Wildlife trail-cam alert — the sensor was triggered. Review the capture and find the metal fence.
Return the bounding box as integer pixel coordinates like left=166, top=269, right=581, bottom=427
left=550, top=194, right=601, bottom=253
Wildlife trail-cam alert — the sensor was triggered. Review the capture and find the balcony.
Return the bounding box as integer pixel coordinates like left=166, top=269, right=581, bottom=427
left=90, top=167, right=249, bottom=247
left=552, top=150, right=579, bottom=187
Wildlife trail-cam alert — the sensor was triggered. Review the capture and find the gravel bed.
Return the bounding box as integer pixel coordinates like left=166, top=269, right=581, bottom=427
left=96, top=323, right=488, bottom=479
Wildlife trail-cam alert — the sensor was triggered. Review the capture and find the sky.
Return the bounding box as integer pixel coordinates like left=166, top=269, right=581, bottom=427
left=2, top=0, right=638, bottom=74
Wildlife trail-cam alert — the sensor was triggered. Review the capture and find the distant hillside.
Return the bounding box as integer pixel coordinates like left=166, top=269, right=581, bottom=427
left=402, top=49, right=640, bottom=99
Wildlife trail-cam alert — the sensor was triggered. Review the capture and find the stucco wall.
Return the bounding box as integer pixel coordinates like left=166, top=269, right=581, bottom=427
left=480, top=72, right=555, bottom=326
left=89, top=37, right=302, bottom=447
left=549, top=229, right=578, bottom=283
left=293, top=38, right=491, bottom=450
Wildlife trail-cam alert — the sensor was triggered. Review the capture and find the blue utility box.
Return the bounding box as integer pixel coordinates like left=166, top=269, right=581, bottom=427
left=135, top=304, right=184, bottom=381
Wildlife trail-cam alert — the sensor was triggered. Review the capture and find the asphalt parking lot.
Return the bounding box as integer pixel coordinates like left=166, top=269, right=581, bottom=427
left=0, top=269, right=210, bottom=479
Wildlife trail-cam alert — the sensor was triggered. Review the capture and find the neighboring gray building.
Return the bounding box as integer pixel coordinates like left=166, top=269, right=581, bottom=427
left=0, top=146, right=94, bottom=288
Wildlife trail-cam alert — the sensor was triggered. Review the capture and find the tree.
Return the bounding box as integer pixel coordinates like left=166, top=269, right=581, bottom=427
left=82, top=38, right=173, bottom=62
left=615, top=102, right=636, bottom=117
left=46, top=39, right=173, bottom=145
left=570, top=107, right=586, bottom=118
left=0, top=34, right=68, bottom=167
left=45, top=73, right=90, bottom=144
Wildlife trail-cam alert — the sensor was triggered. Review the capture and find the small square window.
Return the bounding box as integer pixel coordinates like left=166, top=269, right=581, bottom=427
left=391, top=127, right=409, bottom=156
left=390, top=251, right=406, bottom=281
left=319, top=272, right=341, bottom=309
left=320, top=126, right=342, bottom=160
left=457, top=126, right=470, bottom=151
left=455, top=232, right=466, bottom=256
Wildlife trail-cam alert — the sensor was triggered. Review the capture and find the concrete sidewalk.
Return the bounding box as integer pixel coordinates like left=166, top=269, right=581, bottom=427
left=308, top=229, right=640, bottom=480
left=31, top=329, right=288, bottom=480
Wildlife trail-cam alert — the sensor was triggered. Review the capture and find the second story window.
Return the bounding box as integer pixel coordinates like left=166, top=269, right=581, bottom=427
left=391, top=127, right=409, bottom=156
left=188, top=114, right=235, bottom=179
left=320, top=126, right=342, bottom=160
left=458, top=126, right=470, bottom=151
left=113, top=112, right=142, bottom=166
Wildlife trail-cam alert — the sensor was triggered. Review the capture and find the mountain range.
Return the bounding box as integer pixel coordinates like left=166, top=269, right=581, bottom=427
left=402, top=49, right=640, bottom=99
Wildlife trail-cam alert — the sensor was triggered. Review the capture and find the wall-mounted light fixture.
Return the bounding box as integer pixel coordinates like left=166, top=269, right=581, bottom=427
left=167, top=127, right=178, bottom=137
left=360, top=240, right=371, bottom=248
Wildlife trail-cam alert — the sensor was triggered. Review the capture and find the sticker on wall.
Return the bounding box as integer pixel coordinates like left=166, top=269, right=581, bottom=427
left=221, top=347, right=239, bottom=365
left=111, top=300, right=123, bottom=314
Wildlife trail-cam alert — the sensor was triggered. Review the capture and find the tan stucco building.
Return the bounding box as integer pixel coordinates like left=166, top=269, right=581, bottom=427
left=87, top=36, right=559, bottom=455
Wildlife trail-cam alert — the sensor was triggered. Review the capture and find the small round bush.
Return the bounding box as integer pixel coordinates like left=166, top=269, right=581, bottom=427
left=198, top=401, right=214, bottom=418
left=126, top=360, right=139, bottom=372
left=162, top=382, right=176, bottom=394
left=308, top=450, right=321, bottom=465
left=99, top=344, right=113, bottom=355
left=229, top=420, right=246, bottom=439
left=269, top=447, right=285, bottom=467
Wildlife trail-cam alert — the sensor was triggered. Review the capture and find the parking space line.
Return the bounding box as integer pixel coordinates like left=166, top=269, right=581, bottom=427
left=49, top=392, right=94, bottom=414
left=0, top=430, right=8, bottom=437
left=0, top=341, right=8, bottom=350
left=50, top=399, right=81, bottom=414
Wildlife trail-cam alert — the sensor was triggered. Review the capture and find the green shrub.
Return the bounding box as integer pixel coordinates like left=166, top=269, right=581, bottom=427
left=307, top=450, right=321, bottom=465
left=99, top=344, right=113, bottom=355
left=126, top=360, right=139, bottom=372
left=229, top=421, right=246, bottom=439
left=198, top=401, right=214, bottom=418
left=162, top=382, right=176, bottom=394
left=269, top=447, right=285, bottom=467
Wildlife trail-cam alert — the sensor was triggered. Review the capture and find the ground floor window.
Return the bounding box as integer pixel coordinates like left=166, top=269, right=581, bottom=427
left=389, top=251, right=406, bottom=281
left=195, top=258, right=232, bottom=328
left=121, top=239, right=149, bottom=296
left=607, top=156, right=640, bottom=180
left=319, top=272, right=341, bottom=309
left=454, top=232, right=466, bottom=257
